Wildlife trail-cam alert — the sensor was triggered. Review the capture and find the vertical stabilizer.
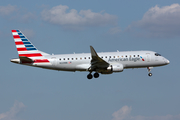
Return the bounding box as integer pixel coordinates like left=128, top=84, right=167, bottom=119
left=11, top=30, right=51, bottom=64
left=12, top=30, right=49, bottom=58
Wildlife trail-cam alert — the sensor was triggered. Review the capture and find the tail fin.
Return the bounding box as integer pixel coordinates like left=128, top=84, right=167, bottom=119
left=12, top=30, right=49, bottom=58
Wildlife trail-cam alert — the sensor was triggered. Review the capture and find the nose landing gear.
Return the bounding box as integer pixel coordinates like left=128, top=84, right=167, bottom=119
left=147, top=67, right=153, bottom=77
left=148, top=72, right=152, bottom=76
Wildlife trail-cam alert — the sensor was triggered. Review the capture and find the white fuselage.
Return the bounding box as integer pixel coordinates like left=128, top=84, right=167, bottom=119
left=28, top=50, right=169, bottom=72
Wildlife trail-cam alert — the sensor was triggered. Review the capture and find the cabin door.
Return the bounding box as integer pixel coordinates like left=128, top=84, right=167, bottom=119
left=51, top=57, right=57, bottom=68
left=146, top=53, right=151, bottom=62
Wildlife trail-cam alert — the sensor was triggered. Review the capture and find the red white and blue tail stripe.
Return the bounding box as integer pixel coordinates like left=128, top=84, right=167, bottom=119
left=12, top=30, right=50, bottom=64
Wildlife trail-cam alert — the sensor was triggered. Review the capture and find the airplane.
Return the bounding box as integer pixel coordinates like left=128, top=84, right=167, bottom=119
left=11, top=30, right=170, bottom=79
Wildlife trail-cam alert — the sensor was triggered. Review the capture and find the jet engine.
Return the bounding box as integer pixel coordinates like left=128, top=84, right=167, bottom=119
left=107, top=64, right=124, bottom=72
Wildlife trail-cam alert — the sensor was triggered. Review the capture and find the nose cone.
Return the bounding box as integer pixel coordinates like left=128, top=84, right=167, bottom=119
left=164, top=59, right=170, bottom=64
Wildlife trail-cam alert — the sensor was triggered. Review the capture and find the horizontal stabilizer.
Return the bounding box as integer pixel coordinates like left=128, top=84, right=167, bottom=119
left=19, top=56, right=33, bottom=63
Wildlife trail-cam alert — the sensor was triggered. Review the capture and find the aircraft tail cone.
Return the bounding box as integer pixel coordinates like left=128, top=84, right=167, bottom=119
left=11, top=58, right=20, bottom=64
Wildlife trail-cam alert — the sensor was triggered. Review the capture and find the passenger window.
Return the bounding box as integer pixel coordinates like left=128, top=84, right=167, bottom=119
left=134, top=55, right=135, bottom=57
left=114, top=56, right=115, bottom=58
left=138, top=55, right=139, bottom=57
left=80, top=58, right=82, bottom=60
left=68, top=58, right=69, bottom=60
left=126, top=55, right=127, bottom=57
left=63, top=58, right=65, bottom=60
left=117, top=56, right=119, bottom=58
left=76, top=58, right=78, bottom=60
left=89, top=57, right=90, bottom=59
left=59, top=58, right=61, bottom=61
left=109, top=56, right=111, bottom=58
left=72, top=58, right=73, bottom=60
left=84, top=57, right=86, bottom=59
left=105, top=56, right=107, bottom=58
left=130, top=55, right=131, bottom=57
left=122, top=56, right=123, bottom=58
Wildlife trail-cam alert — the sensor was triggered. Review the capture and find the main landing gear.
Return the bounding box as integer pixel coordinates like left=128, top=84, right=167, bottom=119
left=87, top=72, right=100, bottom=79
left=147, top=67, right=153, bottom=77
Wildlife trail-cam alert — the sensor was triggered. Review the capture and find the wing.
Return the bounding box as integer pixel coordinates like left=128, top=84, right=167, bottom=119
left=90, top=46, right=109, bottom=70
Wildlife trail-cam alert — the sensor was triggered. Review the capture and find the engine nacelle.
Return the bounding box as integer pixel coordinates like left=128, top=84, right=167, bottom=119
left=107, top=64, right=124, bottom=72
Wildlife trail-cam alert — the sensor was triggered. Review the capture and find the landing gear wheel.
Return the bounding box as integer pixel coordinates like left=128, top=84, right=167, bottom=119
left=94, top=73, right=99, bottom=78
left=87, top=74, right=93, bottom=79
left=148, top=73, right=152, bottom=77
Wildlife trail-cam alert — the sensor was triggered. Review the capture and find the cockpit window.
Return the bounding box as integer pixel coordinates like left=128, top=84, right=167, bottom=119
left=155, top=53, right=161, bottom=56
